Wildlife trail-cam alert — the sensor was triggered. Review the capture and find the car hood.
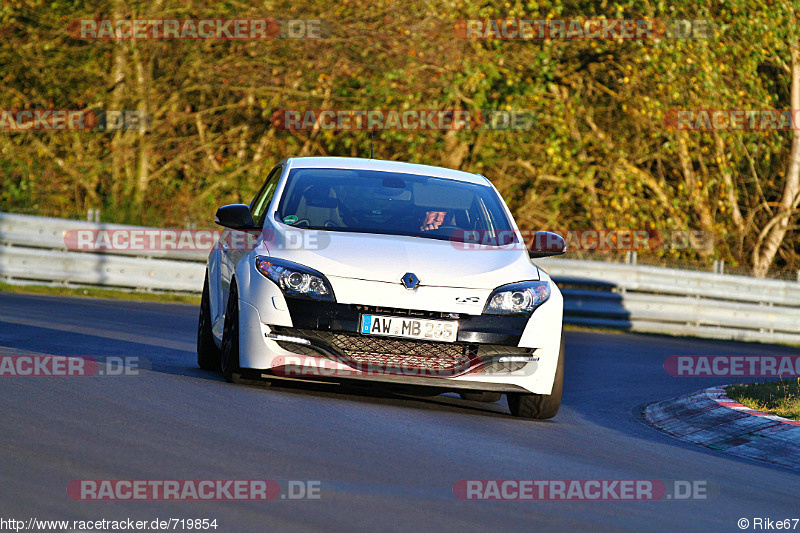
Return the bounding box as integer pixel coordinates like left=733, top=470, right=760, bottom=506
left=259, top=227, right=538, bottom=290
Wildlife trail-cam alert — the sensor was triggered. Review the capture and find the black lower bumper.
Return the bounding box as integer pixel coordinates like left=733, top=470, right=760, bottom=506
left=270, top=299, right=534, bottom=378
left=284, top=298, right=528, bottom=345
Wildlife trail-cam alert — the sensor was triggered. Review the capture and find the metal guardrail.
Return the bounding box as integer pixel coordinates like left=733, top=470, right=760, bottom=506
left=0, top=212, right=206, bottom=293
left=0, top=212, right=798, bottom=344
left=0, top=212, right=208, bottom=262
left=536, top=258, right=800, bottom=344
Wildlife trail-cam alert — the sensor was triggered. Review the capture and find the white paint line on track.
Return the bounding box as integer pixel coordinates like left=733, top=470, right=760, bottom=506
left=0, top=314, right=195, bottom=352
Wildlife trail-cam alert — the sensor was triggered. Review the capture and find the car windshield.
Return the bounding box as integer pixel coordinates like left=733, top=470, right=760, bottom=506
left=275, top=167, right=516, bottom=243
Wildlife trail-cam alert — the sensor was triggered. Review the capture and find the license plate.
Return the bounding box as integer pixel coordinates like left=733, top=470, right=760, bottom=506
left=360, top=314, right=458, bottom=343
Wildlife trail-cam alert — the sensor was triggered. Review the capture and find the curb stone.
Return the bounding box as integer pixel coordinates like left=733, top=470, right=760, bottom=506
left=644, top=386, right=800, bottom=470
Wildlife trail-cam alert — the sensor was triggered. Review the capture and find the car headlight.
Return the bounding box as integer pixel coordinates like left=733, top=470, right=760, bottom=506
left=484, top=281, right=550, bottom=316
left=255, top=256, right=335, bottom=301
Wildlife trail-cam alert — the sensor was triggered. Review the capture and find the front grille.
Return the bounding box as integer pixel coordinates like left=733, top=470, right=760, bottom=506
left=332, top=333, right=472, bottom=374
left=271, top=328, right=531, bottom=376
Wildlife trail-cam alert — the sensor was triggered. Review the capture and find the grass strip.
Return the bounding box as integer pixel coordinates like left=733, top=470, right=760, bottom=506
left=726, top=379, right=800, bottom=421
left=0, top=281, right=200, bottom=305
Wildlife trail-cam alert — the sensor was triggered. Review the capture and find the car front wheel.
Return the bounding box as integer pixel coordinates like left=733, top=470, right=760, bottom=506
left=197, top=273, right=222, bottom=371
left=221, top=280, right=243, bottom=383
left=507, top=335, right=564, bottom=420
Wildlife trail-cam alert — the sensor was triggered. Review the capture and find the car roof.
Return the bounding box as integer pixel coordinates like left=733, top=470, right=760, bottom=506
left=284, top=157, right=490, bottom=186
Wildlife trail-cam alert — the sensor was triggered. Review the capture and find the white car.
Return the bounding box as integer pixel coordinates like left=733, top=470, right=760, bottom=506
left=197, top=157, right=566, bottom=419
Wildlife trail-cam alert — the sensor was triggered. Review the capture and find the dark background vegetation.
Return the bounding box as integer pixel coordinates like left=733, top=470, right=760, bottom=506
left=1, top=0, right=798, bottom=277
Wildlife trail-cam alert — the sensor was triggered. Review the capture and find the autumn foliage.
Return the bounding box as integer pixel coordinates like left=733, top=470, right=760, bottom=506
left=0, top=0, right=798, bottom=277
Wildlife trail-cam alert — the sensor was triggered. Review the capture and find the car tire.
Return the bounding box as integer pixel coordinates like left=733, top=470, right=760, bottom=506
left=506, top=335, right=564, bottom=420
left=221, top=280, right=243, bottom=384
left=459, top=392, right=502, bottom=403
left=197, top=273, right=222, bottom=371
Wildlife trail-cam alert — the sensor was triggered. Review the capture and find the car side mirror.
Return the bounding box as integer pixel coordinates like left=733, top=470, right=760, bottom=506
left=528, top=231, right=566, bottom=258
left=215, top=204, right=256, bottom=229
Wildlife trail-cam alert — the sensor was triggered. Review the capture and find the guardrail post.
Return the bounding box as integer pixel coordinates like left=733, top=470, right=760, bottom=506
left=713, top=260, right=725, bottom=274
left=625, top=251, right=637, bottom=265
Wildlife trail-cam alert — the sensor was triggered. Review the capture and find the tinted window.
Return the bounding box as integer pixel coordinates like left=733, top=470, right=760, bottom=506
left=276, top=168, right=515, bottom=243
left=250, top=166, right=282, bottom=227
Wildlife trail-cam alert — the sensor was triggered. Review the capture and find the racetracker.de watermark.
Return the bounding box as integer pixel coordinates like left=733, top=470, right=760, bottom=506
left=271, top=109, right=535, bottom=131
left=450, top=229, right=713, bottom=252
left=454, top=18, right=712, bottom=40
left=0, top=109, right=149, bottom=131
left=0, top=355, right=146, bottom=376
left=665, top=109, right=800, bottom=131
left=68, top=18, right=330, bottom=40
left=67, top=480, right=321, bottom=500
left=63, top=228, right=711, bottom=253
left=64, top=228, right=330, bottom=253
left=453, top=479, right=708, bottom=500
left=267, top=354, right=535, bottom=379
left=664, top=356, right=800, bottom=377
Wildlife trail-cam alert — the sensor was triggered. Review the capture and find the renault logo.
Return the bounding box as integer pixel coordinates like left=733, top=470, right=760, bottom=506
left=401, top=272, right=419, bottom=290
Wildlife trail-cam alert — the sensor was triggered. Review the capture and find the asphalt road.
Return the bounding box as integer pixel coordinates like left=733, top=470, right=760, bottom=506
left=0, top=291, right=798, bottom=532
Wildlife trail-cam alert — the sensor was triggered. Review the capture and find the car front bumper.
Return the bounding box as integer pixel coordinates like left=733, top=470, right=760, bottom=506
left=234, top=258, right=564, bottom=395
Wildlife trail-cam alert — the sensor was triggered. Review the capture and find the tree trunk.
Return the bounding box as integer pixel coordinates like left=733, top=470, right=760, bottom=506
left=132, top=46, right=150, bottom=211
left=675, top=131, right=714, bottom=258
left=752, top=40, right=800, bottom=277
left=109, top=0, right=126, bottom=212
left=713, top=131, right=744, bottom=231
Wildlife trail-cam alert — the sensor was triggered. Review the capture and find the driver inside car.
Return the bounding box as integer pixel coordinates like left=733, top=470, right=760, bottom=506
left=420, top=210, right=448, bottom=232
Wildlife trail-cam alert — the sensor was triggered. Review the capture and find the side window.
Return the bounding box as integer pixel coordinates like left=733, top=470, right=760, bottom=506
left=250, top=166, right=282, bottom=227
